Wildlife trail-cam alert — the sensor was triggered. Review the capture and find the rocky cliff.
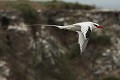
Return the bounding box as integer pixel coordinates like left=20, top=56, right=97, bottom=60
left=0, top=9, right=120, bottom=80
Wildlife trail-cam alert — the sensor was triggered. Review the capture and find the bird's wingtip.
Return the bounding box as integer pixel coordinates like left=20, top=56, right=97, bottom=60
left=80, top=51, right=83, bottom=55
left=80, top=47, right=86, bottom=55
left=80, top=49, right=83, bottom=55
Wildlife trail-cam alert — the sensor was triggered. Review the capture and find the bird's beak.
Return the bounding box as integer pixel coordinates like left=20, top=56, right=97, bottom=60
left=97, top=26, right=104, bottom=28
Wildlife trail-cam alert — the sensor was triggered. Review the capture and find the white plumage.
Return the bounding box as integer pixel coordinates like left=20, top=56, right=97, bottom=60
left=44, top=22, right=103, bottom=53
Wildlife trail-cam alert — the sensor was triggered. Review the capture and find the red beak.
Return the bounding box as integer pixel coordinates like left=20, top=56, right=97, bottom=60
left=97, top=26, right=104, bottom=28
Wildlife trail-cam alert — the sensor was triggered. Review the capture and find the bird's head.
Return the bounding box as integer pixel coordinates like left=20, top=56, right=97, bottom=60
left=92, top=23, right=104, bottom=29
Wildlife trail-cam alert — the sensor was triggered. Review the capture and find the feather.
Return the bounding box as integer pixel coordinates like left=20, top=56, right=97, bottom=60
left=77, top=31, right=89, bottom=53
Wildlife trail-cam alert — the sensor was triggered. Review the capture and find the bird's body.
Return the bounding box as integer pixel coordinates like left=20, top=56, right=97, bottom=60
left=44, top=22, right=103, bottom=53
left=13, top=21, right=103, bottom=53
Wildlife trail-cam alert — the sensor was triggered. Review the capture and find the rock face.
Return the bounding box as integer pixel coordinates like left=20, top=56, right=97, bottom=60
left=0, top=20, right=69, bottom=80
left=0, top=9, right=120, bottom=80
left=0, top=60, right=10, bottom=80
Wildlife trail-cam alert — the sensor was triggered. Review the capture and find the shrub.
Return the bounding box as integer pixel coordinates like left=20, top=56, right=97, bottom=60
left=90, top=32, right=111, bottom=45
left=54, top=55, right=77, bottom=80
left=102, top=76, right=120, bottom=80
left=11, top=2, right=38, bottom=24
left=40, top=0, right=95, bottom=10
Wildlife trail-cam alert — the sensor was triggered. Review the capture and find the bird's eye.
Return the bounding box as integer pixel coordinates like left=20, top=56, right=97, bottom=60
left=93, top=24, right=98, bottom=27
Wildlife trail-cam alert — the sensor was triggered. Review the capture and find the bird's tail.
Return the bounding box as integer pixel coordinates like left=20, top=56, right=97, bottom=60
left=44, top=25, right=73, bottom=30
left=43, top=25, right=67, bottom=29
left=56, top=25, right=68, bottom=29
left=26, top=24, right=73, bottom=30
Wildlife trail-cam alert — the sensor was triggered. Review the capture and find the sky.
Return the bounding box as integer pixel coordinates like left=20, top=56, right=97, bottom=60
left=63, top=0, right=120, bottom=9
left=32, top=0, right=120, bottom=9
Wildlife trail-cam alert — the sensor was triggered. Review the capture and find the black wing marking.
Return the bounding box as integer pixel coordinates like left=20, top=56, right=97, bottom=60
left=86, top=27, right=91, bottom=39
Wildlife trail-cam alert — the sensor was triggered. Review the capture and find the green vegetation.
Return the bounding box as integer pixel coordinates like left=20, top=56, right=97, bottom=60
left=68, top=43, right=81, bottom=59
left=102, top=76, right=120, bottom=80
left=0, top=44, right=6, bottom=56
left=37, top=54, right=77, bottom=80
left=40, top=0, right=95, bottom=10
left=0, top=0, right=95, bottom=11
left=55, top=55, right=77, bottom=80
left=90, top=32, right=111, bottom=45
left=11, top=2, right=38, bottom=24
left=0, top=40, right=9, bottom=56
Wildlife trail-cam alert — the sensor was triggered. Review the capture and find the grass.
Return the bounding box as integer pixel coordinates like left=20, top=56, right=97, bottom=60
left=102, top=76, right=120, bottom=80
left=90, top=32, right=111, bottom=46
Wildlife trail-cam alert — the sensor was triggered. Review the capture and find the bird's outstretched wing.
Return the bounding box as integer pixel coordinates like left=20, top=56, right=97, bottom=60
left=76, top=31, right=89, bottom=53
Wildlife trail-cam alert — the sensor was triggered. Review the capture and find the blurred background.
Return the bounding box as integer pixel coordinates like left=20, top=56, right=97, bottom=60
left=0, top=0, right=120, bottom=80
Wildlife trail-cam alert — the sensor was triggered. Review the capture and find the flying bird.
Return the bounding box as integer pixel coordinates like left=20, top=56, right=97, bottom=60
left=48, top=22, right=104, bottom=53
left=30, top=22, right=104, bottom=53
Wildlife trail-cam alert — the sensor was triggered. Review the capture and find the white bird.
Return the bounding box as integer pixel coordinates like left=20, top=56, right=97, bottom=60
left=30, top=22, right=104, bottom=53
left=49, top=22, right=104, bottom=53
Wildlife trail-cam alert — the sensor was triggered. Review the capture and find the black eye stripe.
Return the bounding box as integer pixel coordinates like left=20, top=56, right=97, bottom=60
left=94, top=24, right=97, bottom=26
left=94, top=24, right=98, bottom=27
